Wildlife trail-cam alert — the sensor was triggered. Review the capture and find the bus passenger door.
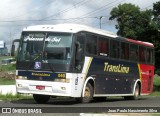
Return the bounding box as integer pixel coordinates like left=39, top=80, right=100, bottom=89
left=75, top=33, right=85, bottom=72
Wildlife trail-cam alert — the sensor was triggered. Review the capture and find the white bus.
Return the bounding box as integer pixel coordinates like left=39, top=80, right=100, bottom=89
left=12, top=24, right=154, bottom=103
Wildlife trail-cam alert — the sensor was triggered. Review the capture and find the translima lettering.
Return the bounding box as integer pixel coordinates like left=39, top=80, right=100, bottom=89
left=104, top=62, right=130, bottom=73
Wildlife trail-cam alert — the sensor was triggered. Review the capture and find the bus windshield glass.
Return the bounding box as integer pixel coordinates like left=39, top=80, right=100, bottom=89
left=17, top=32, right=73, bottom=64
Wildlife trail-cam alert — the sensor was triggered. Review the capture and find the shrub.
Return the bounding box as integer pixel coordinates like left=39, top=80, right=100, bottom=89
left=153, top=76, right=160, bottom=91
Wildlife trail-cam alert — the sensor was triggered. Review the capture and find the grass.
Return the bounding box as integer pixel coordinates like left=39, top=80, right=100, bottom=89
left=0, top=56, right=16, bottom=72
left=0, top=64, right=16, bottom=72
left=0, top=78, right=15, bottom=85
left=0, top=58, right=16, bottom=85
left=0, top=93, right=33, bottom=100
left=0, top=56, right=13, bottom=60
left=150, top=91, right=160, bottom=96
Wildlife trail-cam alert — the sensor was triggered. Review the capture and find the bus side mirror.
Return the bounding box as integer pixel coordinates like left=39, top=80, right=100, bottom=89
left=11, top=39, right=20, bottom=56
left=11, top=45, right=15, bottom=56
left=76, top=48, right=83, bottom=61
left=75, top=42, right=83, bottom=61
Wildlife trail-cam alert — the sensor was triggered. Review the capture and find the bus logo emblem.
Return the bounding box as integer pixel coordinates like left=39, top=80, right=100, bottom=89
left=34, top=62, right=41, bottom=69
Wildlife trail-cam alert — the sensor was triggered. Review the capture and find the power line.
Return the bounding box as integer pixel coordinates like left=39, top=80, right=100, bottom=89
left=66, top=0, right=125, bottom=24
left=0, top=0, right=154, bottom=28
left=41, top=0, right=91, bottom=20
left=0, top=0, right=123, bottom=26
left=0, top=16, right=109, bottom=23
left=79, top=0, right=122, bottom=17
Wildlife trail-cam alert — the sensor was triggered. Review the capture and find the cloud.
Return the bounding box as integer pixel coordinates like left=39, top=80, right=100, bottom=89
left=0, top=0, right=159, bottom=51
left=0, top=0, right=32, bottom=20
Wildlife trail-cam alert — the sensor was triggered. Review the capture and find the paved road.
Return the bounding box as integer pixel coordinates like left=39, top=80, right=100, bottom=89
left=0, top=96, right=159, bottom=113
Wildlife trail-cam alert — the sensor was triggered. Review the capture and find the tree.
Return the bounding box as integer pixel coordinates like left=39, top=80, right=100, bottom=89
left=153, top=1, right=160, bottom=29
left=109, top=3, right=140, bottom=39
left=152, top=1, right=160, bottom=70
left=109, top=3, right=153, bottom=41
left=109, top=2, right=160, bottom=70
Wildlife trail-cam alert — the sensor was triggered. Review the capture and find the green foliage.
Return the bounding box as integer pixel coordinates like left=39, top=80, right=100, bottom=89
left=0, top=93, right=33, bottom=100
left=0, top=64, right=16, bottom=72
left=109, top=3, right=140, bottom=38
left=153, top=76, right=160, bottom=91
left=154, top=77, right=160, bottom=86
left=0, top=78, right=15, bottom=85
left=0, top=56, right=16, bottom=71
left=109, top=3, right=153, bottom=41
left=109, top=2, right=160, bottom=70
left=150, top=92, right=160, bottom=96
left=153, top=1, right=160, bottom=28
left=0, top=56, right=13, bottom=60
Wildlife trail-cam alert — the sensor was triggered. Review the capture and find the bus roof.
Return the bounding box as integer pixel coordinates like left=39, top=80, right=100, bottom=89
left=127, top=38, right=154, bottom=48
left=23, top=23, right=154, bottom=48
left=23, top=23, right=118, bottom=38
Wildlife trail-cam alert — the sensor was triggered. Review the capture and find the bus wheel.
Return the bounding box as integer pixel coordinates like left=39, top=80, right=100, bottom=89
left=77, top=83, right=93, bottom=103
left=33, top=94, right=50, bottom=104
left=124, top=84, right=140, bottom=100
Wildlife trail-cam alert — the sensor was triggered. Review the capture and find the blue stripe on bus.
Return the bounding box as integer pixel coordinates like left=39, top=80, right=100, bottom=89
left=86, top=57, right=139, bottom=95
left=18, top=71, right=61, bottom=81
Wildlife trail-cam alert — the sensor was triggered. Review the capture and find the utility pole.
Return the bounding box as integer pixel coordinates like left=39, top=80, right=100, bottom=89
left=99, top=16, right=103, bottom=29
left=96, top=16, right=103, bottom=29
left=10, top=31, right=12, bottom=56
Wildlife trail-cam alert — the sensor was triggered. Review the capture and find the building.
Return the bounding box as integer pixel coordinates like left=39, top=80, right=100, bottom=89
left=0, top=41, right=8, bottom=56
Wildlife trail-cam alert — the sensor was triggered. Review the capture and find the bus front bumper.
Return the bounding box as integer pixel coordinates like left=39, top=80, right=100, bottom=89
left=16, top=80, right=72, bottom=97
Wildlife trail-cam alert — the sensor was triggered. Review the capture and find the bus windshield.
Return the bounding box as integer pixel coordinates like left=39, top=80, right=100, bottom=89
left=18, top=32, right=73, bottom=64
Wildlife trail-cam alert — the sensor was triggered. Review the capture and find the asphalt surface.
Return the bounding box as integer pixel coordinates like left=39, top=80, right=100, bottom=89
left=0, top=96, right=159, bottom=113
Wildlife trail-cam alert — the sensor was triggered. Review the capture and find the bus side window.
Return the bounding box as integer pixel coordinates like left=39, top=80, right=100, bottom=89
left=110, top=40, right=120, bottom=59
left=121, top=42, right=129, bottom=60
left=146, top=48, right=154, bottom=64
left=98, top=37, right=109, bottom=57
left=139, top=46, right=146, bottom=63
left=151, top=49, right=154, bottom=64
left=130, top=44, right=138, bottom=61
left=86, top=34, right=97, bottom=55
left=76, top=35, right=85, bottom=55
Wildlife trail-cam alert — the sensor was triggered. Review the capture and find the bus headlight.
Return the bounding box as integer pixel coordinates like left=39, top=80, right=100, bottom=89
left=16, top=76, right=27, bottom=80
left=54, top=78, right=70, bottom=83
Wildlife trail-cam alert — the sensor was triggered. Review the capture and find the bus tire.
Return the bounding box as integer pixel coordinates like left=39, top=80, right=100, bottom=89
left=77, top=83, right=93, bottom=103
left=124, top=84, right=140, bottom=100
left=33, top=94, right=50, bottom=104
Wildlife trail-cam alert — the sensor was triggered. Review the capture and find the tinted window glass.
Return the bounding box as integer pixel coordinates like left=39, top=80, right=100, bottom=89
left=146, top=48, right=154, bottom=64
left=98, top=37, right=109, bottom=57
left=86, top=34, right=97, bottom=55
left=121, top=42, right=129, bottom=60
left=139, top=46, right=146, bottom=63
left=130, top=44, right=138, bottom=61
left=110, top=40, right=120, bottom=58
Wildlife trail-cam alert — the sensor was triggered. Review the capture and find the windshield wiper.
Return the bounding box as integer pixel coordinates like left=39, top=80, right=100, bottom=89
left=34, top=53, right=42, bottom=61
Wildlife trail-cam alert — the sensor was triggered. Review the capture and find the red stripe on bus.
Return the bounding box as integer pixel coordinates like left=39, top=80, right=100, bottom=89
left=127, top=39, right=154, bottom=48
left=138, top=64, right=154, bottom=94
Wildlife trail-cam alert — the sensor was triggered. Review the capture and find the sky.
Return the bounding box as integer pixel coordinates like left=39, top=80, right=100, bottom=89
left=0, top=0, right=159, bottom=51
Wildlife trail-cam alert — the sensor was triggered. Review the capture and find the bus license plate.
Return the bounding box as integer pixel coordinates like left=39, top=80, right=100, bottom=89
left=36, top=85, right=45, bottom=90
